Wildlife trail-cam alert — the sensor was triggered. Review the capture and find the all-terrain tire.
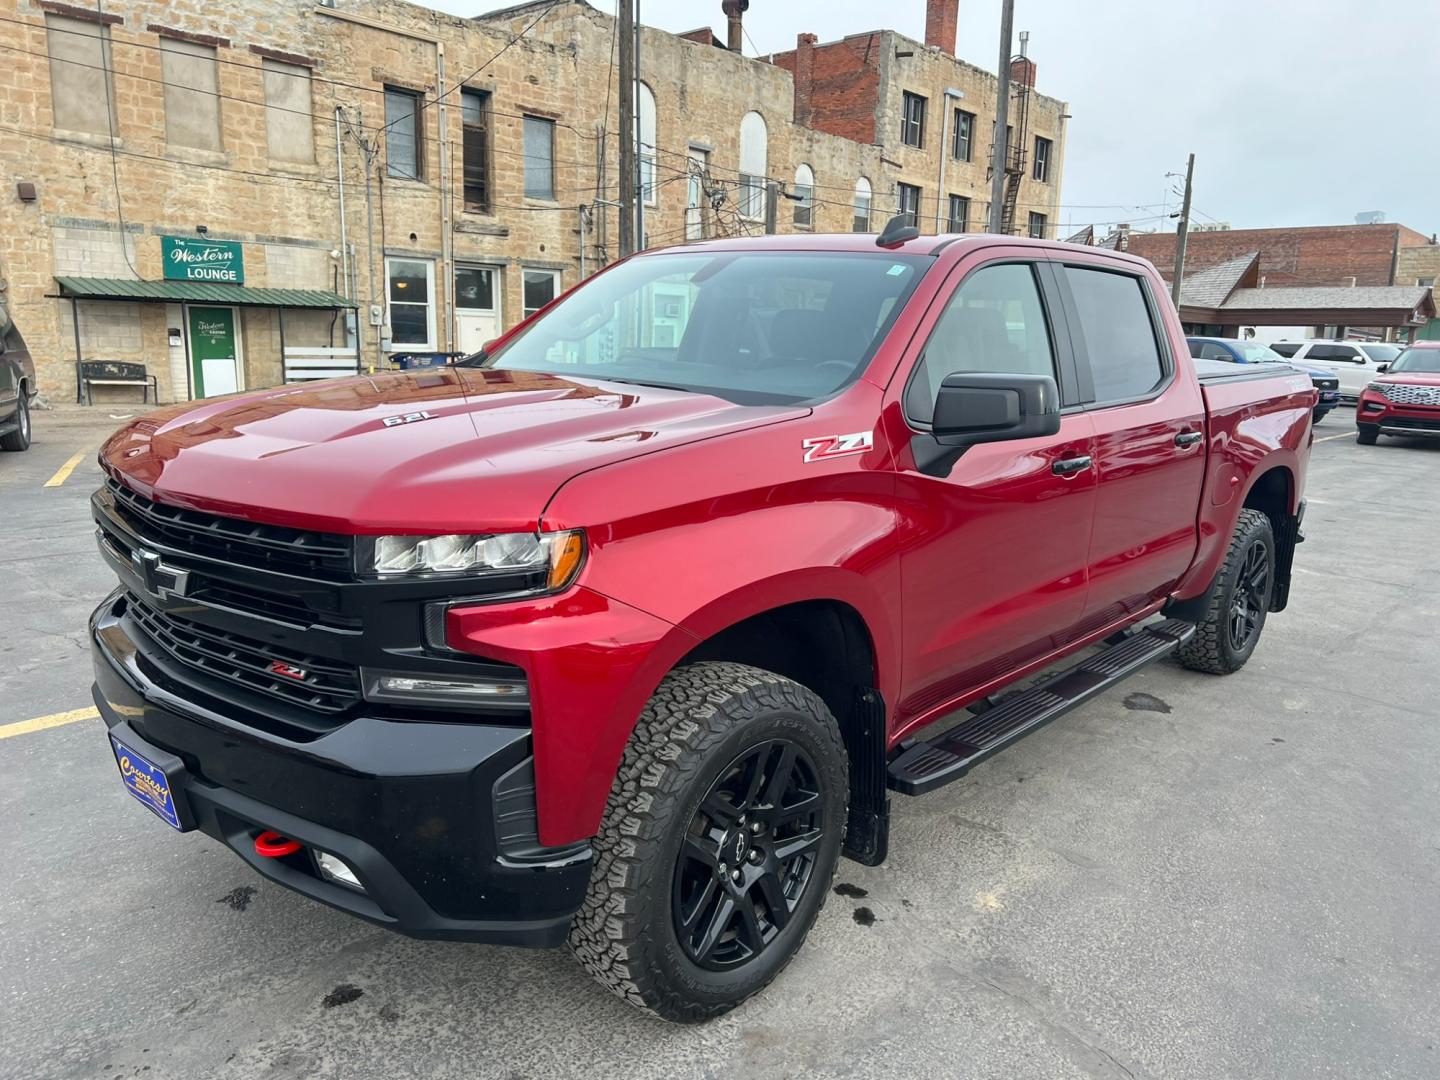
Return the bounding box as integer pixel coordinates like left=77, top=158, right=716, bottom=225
left=0, top=391, right=30, bottom=451
left=568, top=661, right=848, bottom=1023
left=1175, top=508, right=1275, bottom=675
left=1356, top=425, right=1379, bottom=446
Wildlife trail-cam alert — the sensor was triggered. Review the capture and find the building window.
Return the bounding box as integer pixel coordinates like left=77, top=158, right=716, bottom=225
left=853, top=177, right=873, bottom=232
left=1028, top=212, right=1047, bottom=239
left=686, top=147, right=709, bottom=240
left=261, top=60, right=313, bottom=164
left=160, top=38, right=222, bottom=152
left=461, top=89, right=491, bottom=212
left=1033, top=136, right=1052, bottom=182
left=947, top=194, right=970, bottom=233
left=739, top=111, right=768, bottom=220
left=1418, top=277, right=1436, bottom=287
left=45, top=15, right=116, bottom=136
left=793, top=163, right=815, bottom=228
left=523, top=115, right=555, bottom=199
left=897, top=183, right=921, bottom=229
left=386, top=257, right=435, bottom=350
left=901, top=92, right=927, bottom=148
left=384, top=86, right=422, bottom=180
left=953, top=109, right=975, bottom=163
left=523, top=268, right=561, bottom=319
left=637, top=83, right=657, bottom=206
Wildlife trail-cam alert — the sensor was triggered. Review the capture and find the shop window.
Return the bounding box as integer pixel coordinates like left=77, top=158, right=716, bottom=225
left=386, top=258, right=435, bottom=349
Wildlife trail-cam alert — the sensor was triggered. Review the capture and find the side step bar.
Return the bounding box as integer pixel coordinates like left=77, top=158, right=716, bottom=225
left=887, top=619, right=1196, bottom=796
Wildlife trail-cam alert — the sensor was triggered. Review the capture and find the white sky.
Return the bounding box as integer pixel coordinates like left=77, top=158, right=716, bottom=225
left=436, top=0, right=1440, bottom=238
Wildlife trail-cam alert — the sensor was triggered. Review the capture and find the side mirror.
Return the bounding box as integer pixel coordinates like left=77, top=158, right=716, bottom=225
left=914, top=372, right=1061, bottom=476
left=1376, top=363, right=1389, bottom=373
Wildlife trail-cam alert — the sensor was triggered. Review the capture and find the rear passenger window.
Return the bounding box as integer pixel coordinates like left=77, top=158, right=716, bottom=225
left=1065, top=267, right=1165, bottom=402
left=905, top=262, right=1057, bottom=423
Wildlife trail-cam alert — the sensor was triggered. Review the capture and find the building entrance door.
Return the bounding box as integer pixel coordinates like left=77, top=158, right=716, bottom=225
left=187, top=305, right=242, bottom=398
left=455, top=266, right=500, bottom=354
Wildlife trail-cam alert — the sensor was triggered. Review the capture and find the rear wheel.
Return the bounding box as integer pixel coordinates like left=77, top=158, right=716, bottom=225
left=0, top=391, right=30, bottom=452
left=1356, top=425, right=1379, bottom=446
left=1175, top=508, right=1275, bottom=675
left=568, top=662, right=847, bottom=1022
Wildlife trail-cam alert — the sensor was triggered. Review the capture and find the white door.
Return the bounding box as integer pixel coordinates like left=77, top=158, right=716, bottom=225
left=1300, top=342, right=1383, bottom=398
left=454, top=265, right=500, bottom=354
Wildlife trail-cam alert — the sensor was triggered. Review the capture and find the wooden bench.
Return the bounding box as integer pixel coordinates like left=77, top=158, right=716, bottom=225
left=283, top=347, right=360, bottom=383
left=80, top=360, right=157, bottom=405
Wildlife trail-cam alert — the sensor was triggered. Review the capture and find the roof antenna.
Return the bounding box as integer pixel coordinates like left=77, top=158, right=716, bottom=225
left=876, top=214, right=920, bottom=249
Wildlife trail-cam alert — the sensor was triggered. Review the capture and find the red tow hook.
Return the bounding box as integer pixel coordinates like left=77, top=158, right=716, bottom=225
left=254, top=830, right=304, bottom=858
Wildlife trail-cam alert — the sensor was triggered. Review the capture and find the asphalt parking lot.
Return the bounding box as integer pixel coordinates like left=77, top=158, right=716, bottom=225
left=2, top=407, right=1438, bottom=1080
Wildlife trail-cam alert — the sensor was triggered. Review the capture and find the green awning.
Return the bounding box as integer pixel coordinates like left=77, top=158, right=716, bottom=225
left=53, top=276, right=357, bottom=309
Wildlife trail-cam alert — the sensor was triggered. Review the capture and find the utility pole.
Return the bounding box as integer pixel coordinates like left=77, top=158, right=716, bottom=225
left=765, top=181, right=779, bottom=234
left=1171, top=153, right=1195, bottom=307
left=617, top=0, right=635, bottom=257
left=986, top=0, right=1014, bottom=233
left=634, top=1, right=644, bottom=251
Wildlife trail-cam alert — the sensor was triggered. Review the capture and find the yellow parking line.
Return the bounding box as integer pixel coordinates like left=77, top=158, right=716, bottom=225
left=0, top=706, right=100, bottom=740
left=1314, top=432, right=1355, bottom=444
left=43, top=450, right=89, bottom=488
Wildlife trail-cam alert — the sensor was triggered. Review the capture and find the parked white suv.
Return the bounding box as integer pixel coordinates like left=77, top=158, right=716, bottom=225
left=1267, top=341, right=1402, bottom=399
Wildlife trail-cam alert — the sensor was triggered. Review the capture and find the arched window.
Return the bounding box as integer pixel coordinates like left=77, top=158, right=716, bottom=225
left=739, top=111, right=767, bottom=220
left=793, top=163, right=814, bottom=228
left=852, top=177, right=873, bottom=232
left=637, top=82, right=657, bottom=206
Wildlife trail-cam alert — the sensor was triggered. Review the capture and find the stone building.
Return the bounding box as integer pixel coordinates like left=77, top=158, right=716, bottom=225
left=0, top=0, right=1069, bottom=405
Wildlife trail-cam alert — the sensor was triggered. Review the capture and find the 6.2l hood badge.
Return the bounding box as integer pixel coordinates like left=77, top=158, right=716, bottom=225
left=382, top=410, right=436, bottom=428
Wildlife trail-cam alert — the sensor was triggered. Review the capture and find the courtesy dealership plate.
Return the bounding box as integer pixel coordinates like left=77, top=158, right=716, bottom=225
left=110, top=736, right=183, bottom=829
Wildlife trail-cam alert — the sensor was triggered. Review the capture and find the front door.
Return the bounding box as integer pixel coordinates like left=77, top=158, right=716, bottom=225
left=454, top=265, right=499, bottom=354
left=1302, top=342, right=1380, bottom=397
left=891, top=257, right=1098, bottom=725
left=187, top=306, right=241, bottom=398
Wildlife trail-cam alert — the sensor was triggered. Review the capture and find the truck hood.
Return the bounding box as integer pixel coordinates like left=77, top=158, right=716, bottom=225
left=100, top=367, right=804, bottom=534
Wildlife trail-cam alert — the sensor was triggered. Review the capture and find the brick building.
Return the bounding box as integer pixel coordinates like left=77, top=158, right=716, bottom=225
left=0, top=0, right=1069, bottom=405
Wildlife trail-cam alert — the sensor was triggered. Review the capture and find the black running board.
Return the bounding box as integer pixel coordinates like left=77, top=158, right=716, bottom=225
left=887, top=619, right=1196, bottom=796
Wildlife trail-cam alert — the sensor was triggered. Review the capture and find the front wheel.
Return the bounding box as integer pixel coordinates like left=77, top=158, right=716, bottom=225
left=0, top=392, right=30, bottom=452
left=1175, top=508, right=1275, bottom=675
left=1356, top=424, right=1379, bottom=446
left=568, top=662, right=848, bottom=1023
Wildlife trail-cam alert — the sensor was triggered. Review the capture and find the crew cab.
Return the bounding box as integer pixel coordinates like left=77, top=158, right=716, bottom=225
left=89, top=225, right=1312, bottom=1022
left=1356, top=340, right=1440, bottom=443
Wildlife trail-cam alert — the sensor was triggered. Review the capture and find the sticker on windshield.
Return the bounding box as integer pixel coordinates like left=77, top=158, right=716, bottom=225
left=802, top=431, right=874, bottom=463
left=887, top=264, right=907, bottom=276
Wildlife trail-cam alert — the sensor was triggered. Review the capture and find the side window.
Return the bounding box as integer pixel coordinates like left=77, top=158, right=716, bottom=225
left=1269, top=342, right=1300, bottom=358
left=1337, top=346, right=1363, bottom=362
left=1200, top=342, right=1231, bottom=361
left=1064, top=266, right=1165, bottom=402
left=905, top=263, right=1056, bottom=423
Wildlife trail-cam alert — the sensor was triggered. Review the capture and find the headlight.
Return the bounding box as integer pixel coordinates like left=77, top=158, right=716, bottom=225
left=1364, top=382, right=1387, bottom=392
left=364, top=530, right=585, bottom=589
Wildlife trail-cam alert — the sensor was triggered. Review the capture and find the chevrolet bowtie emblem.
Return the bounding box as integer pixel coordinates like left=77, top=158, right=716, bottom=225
left=131, top=547, right=190, bottom=601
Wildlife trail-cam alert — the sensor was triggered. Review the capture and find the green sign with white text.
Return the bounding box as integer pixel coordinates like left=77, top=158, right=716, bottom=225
left=162, top=236, right=244, bottom=283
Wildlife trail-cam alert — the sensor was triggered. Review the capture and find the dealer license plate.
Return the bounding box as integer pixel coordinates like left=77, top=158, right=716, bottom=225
left=110, top=736, right=183, bottom=829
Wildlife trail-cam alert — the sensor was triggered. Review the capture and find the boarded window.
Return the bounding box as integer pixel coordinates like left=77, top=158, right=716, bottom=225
left=45, top=15, right=116, bottom=136
left=385, top=86, right=421, bottom=180
left=461, top=89, right=490, bottom=212
left=262, top=60, right=313, bottom=164
left=160, top=38, right=222, bottom=152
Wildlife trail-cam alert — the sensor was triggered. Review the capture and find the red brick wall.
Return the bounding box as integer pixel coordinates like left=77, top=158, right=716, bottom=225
left=768, top=34, right=882, bottom=146
left=924, top=0, right=958, bottom=54
left=1129, top=225, right=1412, bottom=287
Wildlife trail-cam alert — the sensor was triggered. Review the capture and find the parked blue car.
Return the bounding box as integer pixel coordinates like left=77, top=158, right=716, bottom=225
left=1187, top=337, right=1340, bottom=424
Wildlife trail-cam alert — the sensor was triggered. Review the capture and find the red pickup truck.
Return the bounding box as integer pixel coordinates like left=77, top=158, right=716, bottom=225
left=90, top=223, right=1313, bottom=1021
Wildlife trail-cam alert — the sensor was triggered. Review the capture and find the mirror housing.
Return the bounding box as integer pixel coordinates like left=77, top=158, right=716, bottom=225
left=1376, top=363, right=1389, bottom=373
left=913, top=372, right=1062, bottom=476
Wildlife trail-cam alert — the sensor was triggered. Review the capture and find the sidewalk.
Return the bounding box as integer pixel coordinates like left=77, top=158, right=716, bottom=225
left=31, top=398, right=163, bottom=429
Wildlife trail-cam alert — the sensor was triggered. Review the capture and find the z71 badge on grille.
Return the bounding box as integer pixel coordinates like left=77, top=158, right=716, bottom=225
left=801, top=431, right=873, bottom=463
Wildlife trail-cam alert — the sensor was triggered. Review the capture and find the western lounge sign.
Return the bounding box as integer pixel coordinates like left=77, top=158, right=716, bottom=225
left=162, top=236, right=244, bottom=283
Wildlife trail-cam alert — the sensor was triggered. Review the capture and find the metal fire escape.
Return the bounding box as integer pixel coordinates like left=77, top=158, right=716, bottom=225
left=999, top=31, right=1033, bottom=236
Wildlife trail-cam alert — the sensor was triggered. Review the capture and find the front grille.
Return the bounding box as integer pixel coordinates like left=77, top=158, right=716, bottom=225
left=126, top=596, right=362, bottom=714
left=105, top=478, right=353, bottom=579
left=1381, top=383, right=1440, bottom=407
left=1316, top=378, right=1339, bottom=391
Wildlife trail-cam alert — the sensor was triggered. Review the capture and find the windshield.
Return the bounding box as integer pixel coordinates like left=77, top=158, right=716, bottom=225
left=1360, top=344, right=1401, bottom=364
left=1236, top=343, right=1287, bottom=362
left=1389, top=347, right=1440, bottom=374
left=471, top=251, right=930, bottom=405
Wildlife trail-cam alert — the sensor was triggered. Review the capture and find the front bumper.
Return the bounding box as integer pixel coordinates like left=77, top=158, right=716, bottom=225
left=1356, top=393, right=1440, bottom=437
left=90, top=592, right=591, bottom=946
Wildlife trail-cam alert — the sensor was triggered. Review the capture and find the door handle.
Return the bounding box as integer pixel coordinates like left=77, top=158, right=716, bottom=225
left=1051, top=455, right=1093, bottom=476
left=1174, top=431, right=1203, bottom=448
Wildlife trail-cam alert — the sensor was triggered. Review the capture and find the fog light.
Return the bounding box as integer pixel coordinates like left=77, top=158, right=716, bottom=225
left=1364, top=402, right=1384, bottom=411
left=363, top=669, right=530, bottom=708
left=315, top=851, right=363, bottom=891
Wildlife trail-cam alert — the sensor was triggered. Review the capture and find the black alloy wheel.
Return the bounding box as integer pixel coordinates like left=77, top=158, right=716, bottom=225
left=672, top=739, right=824, bottom=970
left=1227, top=538, right=1270, bottom=652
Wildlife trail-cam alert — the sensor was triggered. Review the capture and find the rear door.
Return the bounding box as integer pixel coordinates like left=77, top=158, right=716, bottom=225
left=887, top=253, right=1098, bottom=723
left=1055, top=258, right=1207, bottom=627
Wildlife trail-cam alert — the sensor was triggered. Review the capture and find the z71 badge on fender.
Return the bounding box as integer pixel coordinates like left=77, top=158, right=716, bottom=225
left=801, top=431, right=873, bottom=463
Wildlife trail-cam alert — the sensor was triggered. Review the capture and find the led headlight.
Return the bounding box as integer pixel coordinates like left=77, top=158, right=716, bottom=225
left=1365, top=381, right=1386, bottom=392
left=366, top=530, right=584, bottom=589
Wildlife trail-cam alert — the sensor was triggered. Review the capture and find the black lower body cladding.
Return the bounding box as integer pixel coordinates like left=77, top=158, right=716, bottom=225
left=90, top=592, right=590, bottom=945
